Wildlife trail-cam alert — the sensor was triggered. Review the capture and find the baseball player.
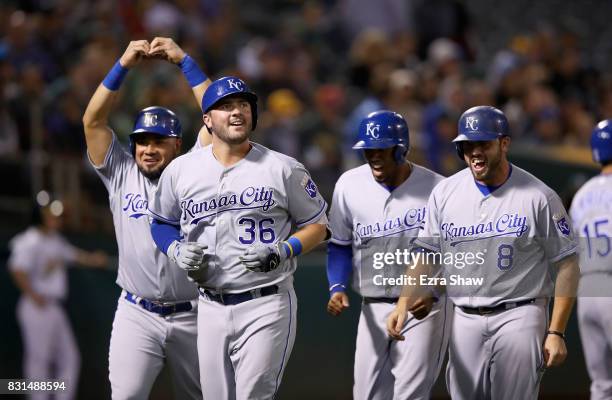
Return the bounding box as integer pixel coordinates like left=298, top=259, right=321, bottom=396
left=570, top=120, right=612, bottom=400
left=148, top=75, right=329, bottom=399
left=82, top=39, right=211, bottom=399
left=9, top=201, right=108, bottom=400
left=387, top=106, right=580, bottom=400
left=326, top=110, right=451, bottom=399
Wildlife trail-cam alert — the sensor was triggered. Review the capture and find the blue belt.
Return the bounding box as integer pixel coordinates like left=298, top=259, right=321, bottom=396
left=198, top=285, right=279, bottom=305
left=124, top=291, right=193, bottom=316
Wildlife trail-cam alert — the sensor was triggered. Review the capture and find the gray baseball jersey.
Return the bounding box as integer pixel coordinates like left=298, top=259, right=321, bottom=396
left=416, top=164, right=577, bottom=307
left=329, top=162, right=451, bottom=400
left=570, top=173, right=612, bottom=400
left=92, top=134, right=201, bottom=400
left=90, top=134, right=197, bottom=301
left=329, top=163, right=444, bottom=298
left=149, top=142, right=328, bottom=292
left=570, top=173, right=612, bottom=277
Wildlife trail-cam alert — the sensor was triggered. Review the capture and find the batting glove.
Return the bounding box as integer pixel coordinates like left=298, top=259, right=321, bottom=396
left=167, top=241, right=208, bottom=272
left=240, top=243, right=289, bottom=273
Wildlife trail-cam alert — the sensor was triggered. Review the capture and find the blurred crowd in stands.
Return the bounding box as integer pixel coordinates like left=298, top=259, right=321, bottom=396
left=0, top=0, right=609, bottom=230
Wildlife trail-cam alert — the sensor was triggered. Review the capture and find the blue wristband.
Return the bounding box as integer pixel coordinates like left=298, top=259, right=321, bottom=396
left=282, top=237, right=303, bottom=259
left=102, top=60, right=129, bottom=91
left=179, top=55, right=207, bottom=87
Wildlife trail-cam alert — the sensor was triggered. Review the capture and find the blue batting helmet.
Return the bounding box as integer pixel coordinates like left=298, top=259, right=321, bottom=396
left=201, top=76, right=258, bottom=130
left=129, top=106, right=182, bottom=155
left=453, top=105, right=509, bottom=159
left=591, top=119, right=612, bottom=164
left=353, top=110, right=410, bottom=164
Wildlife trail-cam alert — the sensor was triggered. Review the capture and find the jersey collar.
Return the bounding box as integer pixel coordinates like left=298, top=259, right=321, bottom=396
left=474, top=164, right=513, bottom=196
left=374, top=162, right=414, bottom=194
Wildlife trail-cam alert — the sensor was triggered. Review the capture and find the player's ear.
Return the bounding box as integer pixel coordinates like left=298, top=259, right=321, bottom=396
left=203, top=113, right=212, bottom=133
left=500, top=136, right=511, bottom=154
left=175, top=138, right=182, bottom=152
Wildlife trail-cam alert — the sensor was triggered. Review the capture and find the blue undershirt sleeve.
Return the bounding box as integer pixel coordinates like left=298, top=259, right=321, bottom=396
left=326, top=242, right=353, bottom=294
left=150, top=219, right=182, bottom=255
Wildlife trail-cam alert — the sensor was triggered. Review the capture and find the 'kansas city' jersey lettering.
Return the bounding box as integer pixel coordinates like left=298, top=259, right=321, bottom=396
left=90, top=134, right=197, bottom=301
left=440, top=213, right=529, bottom=244
left=150, top=143, right=327, bottom=292
left=416, top=165, right=576, bottom=307
left=181, top=187, right=276, bottom=224
left=123, top=193, right=149, bottom=219
left=355, top=206, right=426, bottom=239
left=329, top=163, right=443, bottom=297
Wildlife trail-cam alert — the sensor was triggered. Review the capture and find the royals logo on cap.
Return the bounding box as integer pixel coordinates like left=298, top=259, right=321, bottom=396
left=366, top=122, right=381, bottom=139
left=465, top=116, right=478, bottom=130
left=227, top=78, right=244, bottom=91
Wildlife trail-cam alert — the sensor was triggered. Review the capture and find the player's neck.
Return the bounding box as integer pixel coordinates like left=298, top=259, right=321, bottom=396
left=601, top=164, right=612, bottom=175
left=211, top=138, right=251, bottom=167
left=386, top=162, right=412, bottom=187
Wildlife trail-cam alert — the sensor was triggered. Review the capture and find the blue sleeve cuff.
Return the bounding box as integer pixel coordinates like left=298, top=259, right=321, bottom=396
left=102, top=60, right=129, bottom=91
left=151, top=219, right=182, bottom=254
left=327, top=242, right=352, bottom=292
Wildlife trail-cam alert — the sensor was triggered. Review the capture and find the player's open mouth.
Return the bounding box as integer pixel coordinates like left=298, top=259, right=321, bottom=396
left=230, top=120, right=245, bottom=126
left=142, top=159, right=159, bottom=166
left=471, top=159, right=486, bottom=172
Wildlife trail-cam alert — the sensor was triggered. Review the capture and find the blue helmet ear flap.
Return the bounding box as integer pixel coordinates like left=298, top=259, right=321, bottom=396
left=393, top=144, right=408, bottom=164
left=455, top=142, right=464, bottom=160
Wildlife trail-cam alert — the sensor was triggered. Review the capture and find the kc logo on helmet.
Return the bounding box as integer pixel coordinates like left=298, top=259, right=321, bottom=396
left=366, top=122, right=380, bottom=139
left=227, top=78, right=244, bottom=91
left=465, top=116, right=478, bottom=130
left=143, top=113, right=158, bottom=127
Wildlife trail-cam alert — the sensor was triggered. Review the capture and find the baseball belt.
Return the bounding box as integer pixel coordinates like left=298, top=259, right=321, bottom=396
left=124, top=291, right=193, bottom=316
left=363, top=297, right=440, bottom=305
left=198, top=285, right=279, bottom=305
left=363, top=297, right=399, bottom=304
left=459, top=298, right=536, bottom=316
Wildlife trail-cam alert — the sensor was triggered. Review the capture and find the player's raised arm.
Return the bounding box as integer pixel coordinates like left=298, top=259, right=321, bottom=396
left=148, top=37, right=213, bottom=148
left=82, top=40, right=150, bottom=166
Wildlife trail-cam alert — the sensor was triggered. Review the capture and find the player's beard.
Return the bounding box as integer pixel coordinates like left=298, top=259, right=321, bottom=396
left=137, top=159, right=170, bottom=181
left=212, top=121, right=252, bottom=145
left=469, top=144, right=502, bottom=182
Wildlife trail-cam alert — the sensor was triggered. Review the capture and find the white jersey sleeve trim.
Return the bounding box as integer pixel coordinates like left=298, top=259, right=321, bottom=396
left=414, top=238, right=440, bottom=253
left=330, top=237, right=352, bottom=246
left=295, top=201, right=327, bottom=228
left=148, top=208, right=181, bottom=225
left=549, top=244, right=578, bottom=264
